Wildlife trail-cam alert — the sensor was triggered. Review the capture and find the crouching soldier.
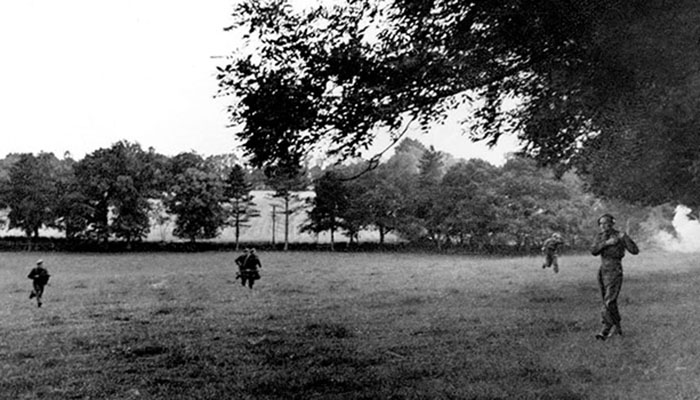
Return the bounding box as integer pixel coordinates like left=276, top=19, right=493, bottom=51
left=235, top=248, right=262, bottom=289
left=28, top=259, right=50, bottom=307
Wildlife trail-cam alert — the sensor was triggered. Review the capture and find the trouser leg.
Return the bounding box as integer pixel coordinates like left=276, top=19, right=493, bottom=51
left=597, top=269, right=605, bottom=303
left=599, top=269, right=623, bottom=332
left=33, top=283, right=44, bottom=307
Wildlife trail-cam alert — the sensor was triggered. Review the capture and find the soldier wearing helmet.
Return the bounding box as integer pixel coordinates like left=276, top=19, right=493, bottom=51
left=541, top=232, right=565, bottom=273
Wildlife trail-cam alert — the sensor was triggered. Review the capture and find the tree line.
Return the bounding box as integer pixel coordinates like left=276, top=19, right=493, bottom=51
left=306, top=139, right=601, bottom=252
left=305, top=138, right=677, bottom=252
left=0, top=141, right=258, bottom=248
left=0, top=139, right=669, bottom=253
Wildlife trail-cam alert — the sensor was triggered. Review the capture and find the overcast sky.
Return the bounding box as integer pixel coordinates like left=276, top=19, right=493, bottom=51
left=0, top=0, right=519, bottom=165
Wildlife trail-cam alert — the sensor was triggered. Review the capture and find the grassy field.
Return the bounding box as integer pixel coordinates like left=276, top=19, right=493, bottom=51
left=1, top=250, right=699, bottom=399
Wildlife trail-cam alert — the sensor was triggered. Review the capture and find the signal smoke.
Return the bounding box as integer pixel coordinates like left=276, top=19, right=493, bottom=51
left=655, top=205, right=700, bottom=252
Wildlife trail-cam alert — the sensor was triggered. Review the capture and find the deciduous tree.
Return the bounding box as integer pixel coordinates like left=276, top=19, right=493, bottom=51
left=220, top=0, right=700, bottom=206
left=166, top=167, right=227, bottom=242
left=73, top=141, right=157, bottom=242
left=439, top=159, right=500, bottom=250
left=3, top=153, right=60, bottom=238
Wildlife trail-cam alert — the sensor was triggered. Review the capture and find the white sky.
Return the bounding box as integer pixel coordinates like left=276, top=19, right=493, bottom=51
left=0, top=0, right=519, bottom=165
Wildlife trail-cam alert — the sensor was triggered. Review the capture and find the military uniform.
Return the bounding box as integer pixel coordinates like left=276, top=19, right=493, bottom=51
left=28, top=260, right=50, bottom=307
left=235, top=249, right=262, bottom=289
left=541, top=234, right=564, bottom=273
left=591, top=225, right=639, bottom=339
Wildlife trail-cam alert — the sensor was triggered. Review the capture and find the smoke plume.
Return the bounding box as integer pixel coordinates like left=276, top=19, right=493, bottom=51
left=655, top=205, right=700, bottom=252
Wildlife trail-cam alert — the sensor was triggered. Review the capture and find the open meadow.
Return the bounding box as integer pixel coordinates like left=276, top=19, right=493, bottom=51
left=1, top=250, right=700, bottom=399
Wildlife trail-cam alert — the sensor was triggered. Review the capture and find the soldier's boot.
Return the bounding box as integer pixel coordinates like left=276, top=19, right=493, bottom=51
left=29, top=291, right=35, bottom=299
left=595, top=326, right=611, bottom=341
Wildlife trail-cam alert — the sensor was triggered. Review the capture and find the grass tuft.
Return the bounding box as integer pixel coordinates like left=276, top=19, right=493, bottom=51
left=304, top=321, right=353, bottom=339
left=127, top=343, right=168, bottom=358
left=529, top=295, right=565, bottom=303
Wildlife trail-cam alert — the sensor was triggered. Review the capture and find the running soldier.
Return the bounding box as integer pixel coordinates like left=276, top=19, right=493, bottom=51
left=28, top=259, right=50, bottom=307
left=235, top=248, right=262, bottom=289
left=591, top=214, right=639, bottom=340
left=541, top=232, right=564, bottom=273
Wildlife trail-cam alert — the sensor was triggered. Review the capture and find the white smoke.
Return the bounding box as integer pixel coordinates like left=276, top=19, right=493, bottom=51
left=655, top=205, right=700, bottom=252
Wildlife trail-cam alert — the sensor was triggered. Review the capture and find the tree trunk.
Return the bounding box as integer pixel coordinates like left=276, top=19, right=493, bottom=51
left=284, top=197, right=289, bottom=251
left=330, top=227, right=335, bottom=251
left=27, top=232, right=34, bottom=251
left=271, top=205, right=277, bottom=246
left=234, top=207, right=241, bottom=251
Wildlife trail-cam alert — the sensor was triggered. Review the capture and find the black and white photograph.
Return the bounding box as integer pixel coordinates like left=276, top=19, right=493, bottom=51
left=1, top=1, right=700, bottom=398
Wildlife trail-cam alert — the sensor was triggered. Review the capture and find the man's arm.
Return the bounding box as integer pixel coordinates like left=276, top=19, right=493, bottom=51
left=590, top=234, right=613, bottom=256
left=622, top=234, right=640, bottom=255
left=541, top=238, right=551, bottom=253
left=555, top=239, right=564, bottom=252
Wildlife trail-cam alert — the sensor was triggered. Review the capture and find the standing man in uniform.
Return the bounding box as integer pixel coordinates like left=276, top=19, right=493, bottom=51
left=28, top=259, right=50, bottom=308
left=541, top=232, right=564, bottom=273
left=591, top=214, right=639, bottom=340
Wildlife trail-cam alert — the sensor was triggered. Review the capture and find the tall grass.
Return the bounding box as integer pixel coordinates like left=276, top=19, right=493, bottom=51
left=1, top=250, right=699, bottom=399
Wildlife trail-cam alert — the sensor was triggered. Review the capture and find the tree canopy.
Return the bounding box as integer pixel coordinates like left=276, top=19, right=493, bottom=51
left=73, top=141, right=160, bottom=243
left=3, top=153, right=62, bottom=238
left=218, top=0, right=700, bottom=206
